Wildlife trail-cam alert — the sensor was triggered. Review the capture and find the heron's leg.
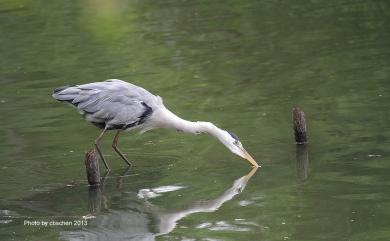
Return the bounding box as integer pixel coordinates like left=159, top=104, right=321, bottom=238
left=95, top=127, right=110, bottom=171
left=112, top=130, right=132, bottom=166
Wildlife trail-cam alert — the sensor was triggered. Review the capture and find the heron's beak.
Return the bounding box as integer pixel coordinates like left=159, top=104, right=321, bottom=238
left=242, top=149, right=260, bottom=168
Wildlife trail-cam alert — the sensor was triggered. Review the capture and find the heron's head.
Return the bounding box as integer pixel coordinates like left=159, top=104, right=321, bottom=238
left=220, top=131, right=259, bottom=167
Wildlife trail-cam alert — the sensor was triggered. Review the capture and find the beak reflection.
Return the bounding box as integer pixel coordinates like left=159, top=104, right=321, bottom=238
left=243, top=149, right=260, bottom=167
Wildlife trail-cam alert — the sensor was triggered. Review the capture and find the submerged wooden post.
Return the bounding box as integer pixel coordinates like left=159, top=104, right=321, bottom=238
left=292, top=107, right=307, bottom=144
left=292, top=107, right=309, bottom=181
left=88, top=185, right=102, bottom=213
left=296, top=145, right=309, bottom=181
left=84, top=149, right=101, bottom=185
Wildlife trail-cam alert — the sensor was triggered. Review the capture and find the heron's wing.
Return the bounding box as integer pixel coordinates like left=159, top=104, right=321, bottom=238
left=53, top=79, right=155, bottom=129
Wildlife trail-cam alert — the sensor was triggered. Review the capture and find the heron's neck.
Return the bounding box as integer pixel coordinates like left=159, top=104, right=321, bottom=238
left=157, top=107, right=225, bottom=140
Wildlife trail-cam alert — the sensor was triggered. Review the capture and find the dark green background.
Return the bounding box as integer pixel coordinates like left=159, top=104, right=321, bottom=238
left=1, top=0, right=389, bottom=240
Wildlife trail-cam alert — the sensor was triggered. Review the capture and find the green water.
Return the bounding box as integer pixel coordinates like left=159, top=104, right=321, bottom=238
left=1, top=0, right=390, bottom=240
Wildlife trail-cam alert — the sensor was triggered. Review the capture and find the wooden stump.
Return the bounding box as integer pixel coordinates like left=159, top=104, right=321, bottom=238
left=84, top=149, right=101, bottom=185
left=292, top=107, right=308, bottom=144
left=292, top=107, right=309, bottom=180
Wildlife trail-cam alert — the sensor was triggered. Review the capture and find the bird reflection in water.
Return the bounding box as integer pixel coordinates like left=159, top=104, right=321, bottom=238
left=60, top=167, right=258, bottom=241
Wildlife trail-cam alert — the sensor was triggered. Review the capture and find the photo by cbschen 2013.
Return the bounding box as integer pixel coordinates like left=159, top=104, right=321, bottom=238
left=1, top=0, right=389, bottom=241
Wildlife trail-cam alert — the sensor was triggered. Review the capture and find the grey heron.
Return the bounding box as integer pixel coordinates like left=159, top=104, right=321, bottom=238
left=52, top=79, right=259, bottom=170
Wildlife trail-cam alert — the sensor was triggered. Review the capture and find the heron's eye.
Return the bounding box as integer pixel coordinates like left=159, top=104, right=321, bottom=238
left=233, top=140, right=239, bottom=146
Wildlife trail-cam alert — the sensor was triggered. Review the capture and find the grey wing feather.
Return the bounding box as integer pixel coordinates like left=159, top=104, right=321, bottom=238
left=52, top=79, right=159, bottom=129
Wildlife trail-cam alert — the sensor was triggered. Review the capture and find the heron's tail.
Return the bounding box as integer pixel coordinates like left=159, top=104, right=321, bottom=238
left=53, top=85, right=71, bottom=94
left=52, top=85, right=78, bottom=103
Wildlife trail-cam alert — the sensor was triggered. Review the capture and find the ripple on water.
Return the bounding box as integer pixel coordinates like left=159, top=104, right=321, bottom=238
left=196, top=220, right=253, bottom=232
left=238, top=200, right=254, bottom=206
left=0, top=219, right=12, bottom=224
left=137, top=185, right=186, bottom=199
left=0, top=209, right=19, bottom=225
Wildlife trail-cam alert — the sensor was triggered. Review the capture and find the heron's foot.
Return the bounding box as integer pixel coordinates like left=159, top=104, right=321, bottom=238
left=103, top=160, right=111, bottom=171
left=112, top=145, right=132, bottom=166
left=116, top=166, right=131, bottom=188
left=100, top=155, right=111, bottom=171
left=120, top=166, right=132, bottom=176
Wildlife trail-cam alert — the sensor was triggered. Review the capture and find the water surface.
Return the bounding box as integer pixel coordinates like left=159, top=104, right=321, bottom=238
left=1, top=0, right=390, bottom=240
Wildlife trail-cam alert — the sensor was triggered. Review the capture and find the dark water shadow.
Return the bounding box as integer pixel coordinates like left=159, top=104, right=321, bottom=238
left=296, top=144, right=309, bottom=181
left=60, top=167, right=258, bottom=240
left=1, top=166, right=258, bottom=240
left=87, top=166, right=130, bottom=214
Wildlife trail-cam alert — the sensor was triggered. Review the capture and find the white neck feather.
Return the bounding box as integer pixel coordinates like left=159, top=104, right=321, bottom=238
left=151, top=106, right=227, bottom=141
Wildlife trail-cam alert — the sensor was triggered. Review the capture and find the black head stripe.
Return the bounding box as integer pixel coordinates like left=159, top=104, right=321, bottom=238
left=227, top=131, right=240, bottom=141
